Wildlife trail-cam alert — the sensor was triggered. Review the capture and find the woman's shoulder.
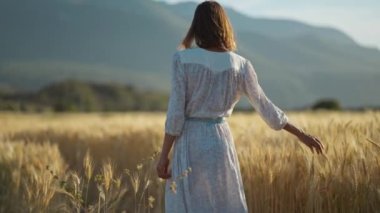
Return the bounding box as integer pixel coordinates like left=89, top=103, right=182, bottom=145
left=172, top=48, right=203, bottom=64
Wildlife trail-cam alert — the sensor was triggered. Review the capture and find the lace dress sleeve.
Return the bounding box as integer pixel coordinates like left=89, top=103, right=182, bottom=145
left=164, top=52, right=186, bottom=136
left=240, top=59, right=288, bottom=130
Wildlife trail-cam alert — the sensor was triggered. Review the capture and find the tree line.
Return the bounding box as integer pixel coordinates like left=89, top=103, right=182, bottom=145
left=0, top=80, right=168, bottom=112
left=0, top=79, right=354, bottom=112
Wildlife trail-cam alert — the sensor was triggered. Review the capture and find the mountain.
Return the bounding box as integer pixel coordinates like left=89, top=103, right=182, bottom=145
left=0, top=0, right=379, bottom=109
left=0, top=0, right=185, bottom=90
left=165, top=2, right=357, bottom=46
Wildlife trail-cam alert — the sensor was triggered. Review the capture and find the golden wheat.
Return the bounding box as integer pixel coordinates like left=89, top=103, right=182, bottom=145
left=0, top=111, right=379, bottom=212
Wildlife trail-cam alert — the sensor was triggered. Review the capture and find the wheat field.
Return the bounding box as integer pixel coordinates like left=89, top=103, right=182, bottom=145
left=0, top=111, right=379, bottom=213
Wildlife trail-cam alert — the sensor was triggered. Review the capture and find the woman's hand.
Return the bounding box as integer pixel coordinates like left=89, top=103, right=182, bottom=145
left=157, top=133, right=177, bottom=179
left=283, top=122, right=325, bottom=154
left=297, top=132, right=324, bottom=154
left=156, top=156, right=171, bottom=179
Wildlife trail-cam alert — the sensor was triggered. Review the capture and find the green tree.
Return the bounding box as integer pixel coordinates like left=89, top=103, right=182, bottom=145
left=311, top=98, right=341, bottom=110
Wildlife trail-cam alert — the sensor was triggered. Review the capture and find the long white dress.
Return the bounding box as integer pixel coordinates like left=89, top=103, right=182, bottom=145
left=164, top=47, right=289, bottom=213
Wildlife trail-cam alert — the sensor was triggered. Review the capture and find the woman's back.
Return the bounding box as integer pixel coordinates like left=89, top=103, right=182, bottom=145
left=165, top=47, right=288, bottom=136
left=176, top=47, right=244, bottom=118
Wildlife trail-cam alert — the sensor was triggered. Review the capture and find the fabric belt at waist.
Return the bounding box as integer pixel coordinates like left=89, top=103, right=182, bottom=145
left=185, top=116, right=225, bottom=123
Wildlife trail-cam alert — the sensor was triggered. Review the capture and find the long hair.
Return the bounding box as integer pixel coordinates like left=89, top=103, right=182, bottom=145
left=179, top=1, right=236, bottom=51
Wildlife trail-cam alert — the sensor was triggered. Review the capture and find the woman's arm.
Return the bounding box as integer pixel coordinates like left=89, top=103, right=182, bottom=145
left=241, top=60, right=288, bottom=130
left=283, top=121, right=324, bottom=154
left=240, top=60, right=324, bottom=154
left=156, top=133, right=177, bottom=179
left=157, top=52, right=186, bottom=179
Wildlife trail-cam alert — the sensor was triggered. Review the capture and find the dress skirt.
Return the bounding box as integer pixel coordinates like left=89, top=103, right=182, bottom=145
left=165, top=117, right=248, bottom=213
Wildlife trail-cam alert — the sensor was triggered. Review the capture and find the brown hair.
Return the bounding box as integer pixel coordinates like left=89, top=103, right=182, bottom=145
left=179, top=1, right=236, bottom=51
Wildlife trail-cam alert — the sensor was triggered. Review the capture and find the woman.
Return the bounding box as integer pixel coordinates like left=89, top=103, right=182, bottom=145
left=156, top=1, right=324, bottom=212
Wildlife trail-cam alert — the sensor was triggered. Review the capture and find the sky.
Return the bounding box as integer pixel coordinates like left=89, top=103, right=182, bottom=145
left=159, top=0, right=380, bottom=49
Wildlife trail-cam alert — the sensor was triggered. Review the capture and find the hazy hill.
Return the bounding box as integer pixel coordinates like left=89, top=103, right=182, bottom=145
left=0, top=0, right=186, bottom=90
left=165, top=2, right=357, bottom=45
left=0, top=0, right=379, bottom=108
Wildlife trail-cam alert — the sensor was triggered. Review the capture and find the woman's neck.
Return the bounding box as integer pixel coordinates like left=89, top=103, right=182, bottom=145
left=203, top=46, right=229, bottom=52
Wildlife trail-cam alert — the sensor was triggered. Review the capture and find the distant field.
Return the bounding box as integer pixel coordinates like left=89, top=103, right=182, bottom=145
left=0, top=111, right=379, bottom=212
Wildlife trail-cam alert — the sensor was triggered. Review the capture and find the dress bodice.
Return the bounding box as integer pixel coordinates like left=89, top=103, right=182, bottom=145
left=165, top=47, right=288, bottom=136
